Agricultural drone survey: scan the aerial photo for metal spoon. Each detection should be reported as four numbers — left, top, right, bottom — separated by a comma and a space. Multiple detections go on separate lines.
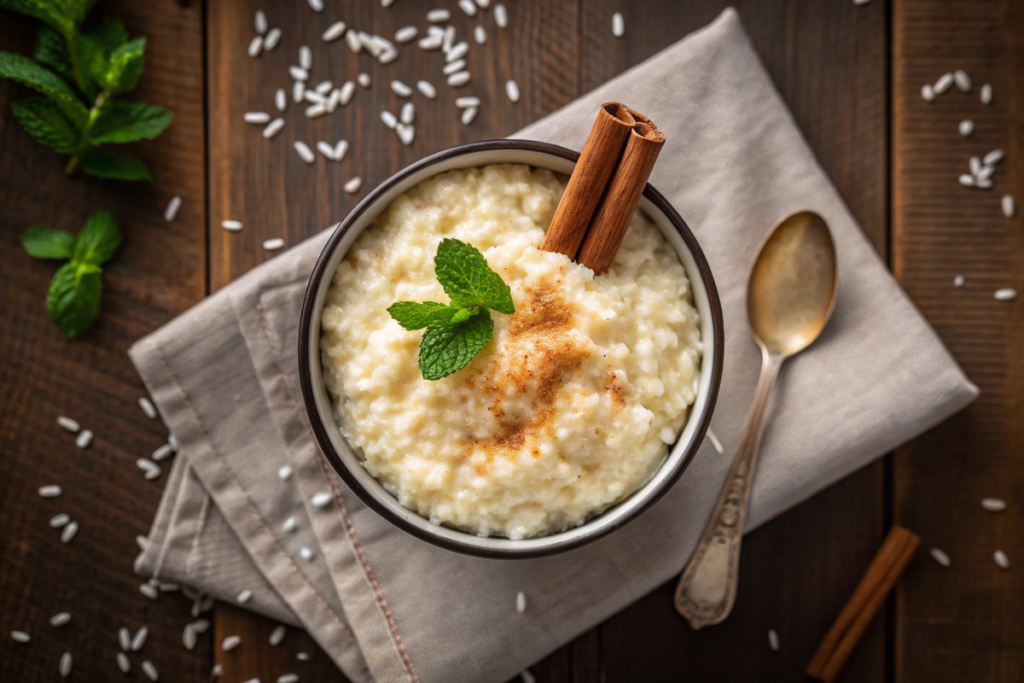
674, 210, 838, 629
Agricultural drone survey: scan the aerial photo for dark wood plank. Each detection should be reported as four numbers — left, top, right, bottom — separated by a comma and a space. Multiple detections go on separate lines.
577, 1, 890, 681
0, 0, 208, 681
893, 0, 1024, 681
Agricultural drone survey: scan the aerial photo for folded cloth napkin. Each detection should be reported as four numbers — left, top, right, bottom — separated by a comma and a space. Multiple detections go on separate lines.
131, 9, 978, 683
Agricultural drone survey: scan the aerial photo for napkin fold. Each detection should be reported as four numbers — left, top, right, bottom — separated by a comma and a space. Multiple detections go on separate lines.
131, 9, 977, 683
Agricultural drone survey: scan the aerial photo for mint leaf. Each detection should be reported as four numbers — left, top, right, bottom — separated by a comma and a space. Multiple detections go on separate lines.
0, 51, 88, 126
388, 301, 480, 330
434, 238, 515, 314
33, 25, 74, 82
88, 101, 172, 144
80, 149, 152, 181
418, 311, 494, 380
21, 226, 75, 259
73, 32, 106, 98
72, 209, 120, 265
0, 0, 76, 33
11, 96, 80, 153
88, 17, 128, 54
47, 260, 102, 339
102, 37, 144, 93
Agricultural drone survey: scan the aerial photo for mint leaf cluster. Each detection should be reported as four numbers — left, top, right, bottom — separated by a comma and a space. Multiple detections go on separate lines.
21, 210, 122, 338
0, 0, 172, 180
388, 239, 515, 380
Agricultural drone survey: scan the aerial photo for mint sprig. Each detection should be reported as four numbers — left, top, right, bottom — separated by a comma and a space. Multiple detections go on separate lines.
0, 0, 173, 181
387, 239, 515, 380
21, 210, 122, 338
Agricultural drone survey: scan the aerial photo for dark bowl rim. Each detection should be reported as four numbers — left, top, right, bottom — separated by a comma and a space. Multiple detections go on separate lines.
298, 138, 725, 558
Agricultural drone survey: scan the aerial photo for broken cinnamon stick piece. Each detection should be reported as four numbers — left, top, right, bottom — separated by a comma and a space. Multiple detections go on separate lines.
541, 102, 636, 259
806, 525, 920, 683
576, 120, 666, 274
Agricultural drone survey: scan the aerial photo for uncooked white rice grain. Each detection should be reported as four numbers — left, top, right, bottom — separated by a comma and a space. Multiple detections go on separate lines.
495, 3, 508, 28
311, 492, 333, 508
131, 626, 148, 651
853, 0, 871, 4
57, 416, 80, 432
140, 583, 158, 599
395, 26, 418, 43
1002, 194, 1015, 217
119, 627, 131, 651
190, 619, 210, 634
358, 31, 381, 54
183, 624, 197, 650
447, 71, 471, 87
417, 80, 437, 98
300, 547, 314, 560
984, 149, 1004, 165
164, 196, 182, 223
953, 69, 971, 92
970, 155, 982, 176
442, 26, 456, 52
270, 625, 287, 646
461, 106, 477, 125
255, 10, 268, 35
358, 72, 371, 87
142, 660, 159, 681
427, 8, 451, 22
976, 165, 994, 181
959, 120, 973, 137
344, 177, 362, 193
307, 0, 323, 11
50, 513, 70, 528
455, 96, 480, 108
221, 220, 243, 233
282, 516, 298, 532
345, 29, 361, 53
323, 21, 347, 42
921, 84, 934, 101
299, 45, 312, 70
50, 612, 71, 627
137, 458, 161, 479
293, 80, 305, 102
39, 485, 62, 498
339, 81, 356, 105
930, 547, 951, 567
981, 498, 1007, 512
446, 41, 469, 62
612, 12, 624, 37
61, 521, 78, 542
419, 34, 443, 50
278, 464, 293, 480
117, 652, 131, 673
244, 111, 271, 124
959, 174, 975, 187
297, 652, 310, 661
520, 669, 535, 683
263, 238, 286, 251
477, 0, 491, 7
294, 141, 315, 164
397, 122, 415, 145
315, 80, 333, 95
139, 397, 158, 419
159, 582, 179, 592
289, 66, 308, 82
381, 110, 398, 128
222, 635, 241, 652
264, 27, 281, 50
994, 550, 1009, 569
767, 629, 780, 651
516, 591, 526, 613
954, 274, 965, 287
317, 141, 337, 160
994, 288, 1016, 301
428, 25, 445, 36
391, 80, 413, 97
279, 674, 299, 683
263, 118, 285, 139
248, 36, 263, 58
211, 664, 224, 678
475, 26, 486, 44
12, 631, 30, 643
401, 102, 415, 124
460, 0, 477, 16
505, 79, 520, 102
60, 652, 72, 677
333, 140, 349, 161
168, 433, 180, 451
981, 83, 992, 104
443, 59, 466, 76
934, 72, 953, 94
705, 428, 725, 454
976, 177, 993, 190
238, 589, 253, 603
382, 0, 396, 5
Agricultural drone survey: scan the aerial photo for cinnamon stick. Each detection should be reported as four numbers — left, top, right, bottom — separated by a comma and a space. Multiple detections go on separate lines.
806, 525, 921, 683
540, 102, 636, 259
576, 120, 666, 274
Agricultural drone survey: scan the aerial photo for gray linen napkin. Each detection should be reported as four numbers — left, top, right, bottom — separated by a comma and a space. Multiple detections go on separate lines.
131, 9, 978, 683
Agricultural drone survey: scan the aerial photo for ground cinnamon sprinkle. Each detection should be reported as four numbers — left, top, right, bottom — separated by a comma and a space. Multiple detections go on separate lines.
464, 279, 590, 473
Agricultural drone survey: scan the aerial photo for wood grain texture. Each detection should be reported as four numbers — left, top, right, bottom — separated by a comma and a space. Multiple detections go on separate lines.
0, 1, 207, 681
893, 1, 1024, 681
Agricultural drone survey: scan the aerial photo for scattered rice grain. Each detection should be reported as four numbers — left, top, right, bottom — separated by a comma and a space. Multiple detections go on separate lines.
183, 624, 197, 650
139, 397, 158, 419
191, 619, 210, 634
132, 626, 148, 651
311, 492, 332, 508
317, 141, 337, 160
117, 652, 131, 673
476, 0, 491, 6
461, 106, 477, 125
447, 71, 471, 87
245, 112, 271, 124
1002, 194, 1015, 217
459, 0, 477, 15
50, 612, 71, 627
11, 631, 30, 643
137, 458, 161, 479
222, 635, 241, 652
238, 589, 253, 603
278, 464, 293, 480
278, 675, 299, 683
984, 149, 1003, 166
395, 26, 418, 43
959, 174, 975, 187
396, 122, 415, 145
495, 3, 508, 28
57, 416, 80, 432
401, 102, 415, 124
222, 220, 244, 233
934, 72, 953, 94
427, 8, 451, 22
381, 110, 398, 129
263, 118, 285, 139
446, 41, 469, 62
164, 197, 182, 223
270, 625, 287, 646
953, 274, 965, 287
981, 497, 1006, 512
39, 485, 62, 498
119, 627, 131, 651
333, 139, 349, 160
455, 96, 480, 108
60, 652, 72, 678
140, 583, 158, 599
930, 547, 951, 567
345, 29, 361, 53
767, 629, 780, 651
142, 660, 159, 681
417, 80, 437, 98
953, 69, 970, 91
248, 36, 263, 58
921, 84, 934, 101
255, 10, 268, 35
443, 26, 455, 52
294, 141, 315, 164
505, 79, 520, 102
282, 516, 298, 532
293, 80, 304, 102
976, 178, 993, 189
475, 26, 486, 44
981, 83, 992, 104
61, 521, 78, 542
307, 0, 323, 11
959, 120, 973, 136
520, 670, 535, 683
344, 177, 362, 193
297, 652, 310, 661
994, 288, 1017, 301
419, 34, 443, 50
50, 513, 70, 528
263, 238, 286, 251
289, 66, 308, 82
612, 12, 624, 38
264, 28, 281, 50
516, 591, 526, 613
323, 21, 347, 42
443, 59, 466, 76
358, 73, 371, 87
391, 80, 413, 97
994, 550, 1009, 569
299, 547, 314, 560
339, 81, 356, 105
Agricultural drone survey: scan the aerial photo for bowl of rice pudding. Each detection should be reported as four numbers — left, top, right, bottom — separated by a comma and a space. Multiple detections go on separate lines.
299, 140, 723, 557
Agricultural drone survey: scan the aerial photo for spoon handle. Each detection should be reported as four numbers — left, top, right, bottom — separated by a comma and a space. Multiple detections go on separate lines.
674, 347, 784, 629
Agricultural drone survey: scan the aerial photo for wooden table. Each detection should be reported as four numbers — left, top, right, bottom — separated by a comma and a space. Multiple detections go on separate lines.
1, 1, 1020, 681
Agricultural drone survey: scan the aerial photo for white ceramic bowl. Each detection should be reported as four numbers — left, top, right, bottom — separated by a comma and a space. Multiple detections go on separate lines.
299, 140, 724, 558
